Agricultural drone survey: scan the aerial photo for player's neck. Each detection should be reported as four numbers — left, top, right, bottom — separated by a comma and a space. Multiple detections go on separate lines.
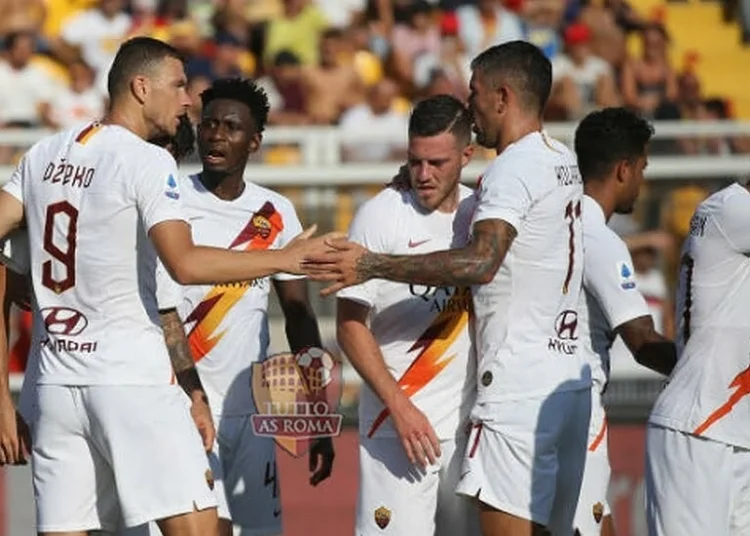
101, 108, 150, 140
495, 115, 542, 154
199, 171, 246, 201
435, 188, 460, 213
584, 184, 616, 221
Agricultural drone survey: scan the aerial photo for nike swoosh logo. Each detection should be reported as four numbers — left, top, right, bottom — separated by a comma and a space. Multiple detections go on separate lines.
273, 508, 281, 517
408, 239, 431, 248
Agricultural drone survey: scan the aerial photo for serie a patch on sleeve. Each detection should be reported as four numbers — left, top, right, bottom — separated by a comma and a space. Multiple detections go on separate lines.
617, 261, 636, 290
165, 174, 180, 200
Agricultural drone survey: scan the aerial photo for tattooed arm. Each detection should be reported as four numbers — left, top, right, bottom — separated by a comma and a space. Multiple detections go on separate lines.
304, 219, 515, 295
356, 219, 514, 286
160, 308, 214, 450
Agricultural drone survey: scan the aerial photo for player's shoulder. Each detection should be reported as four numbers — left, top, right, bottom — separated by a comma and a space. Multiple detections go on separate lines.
705, 182, 750, 219
355, 186, 411, 220
487, 132, 574, 178
25, 126, 80, 161
245, 182, 294, 209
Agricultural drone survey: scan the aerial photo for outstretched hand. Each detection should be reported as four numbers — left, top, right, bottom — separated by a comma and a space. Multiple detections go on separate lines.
301, 236, 370, 297
283, 225, 346, 276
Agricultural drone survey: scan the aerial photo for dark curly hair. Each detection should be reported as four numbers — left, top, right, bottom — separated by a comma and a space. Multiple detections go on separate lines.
200, 77, 270, 134
574, 107, 654, 182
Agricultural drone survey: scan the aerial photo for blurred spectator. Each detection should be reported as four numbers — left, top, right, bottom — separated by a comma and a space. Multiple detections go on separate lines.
456, 0, 525, 60
519, 0, 566, 59
620, 23, 678, 117
130, 0, 188, 42
45, 60, 105, 129
187, 74, 211, 123
0, 0, 45, 38
314, 0, 365, 28
346, 21, 385, 87
302, 28, 365, 124
210, 33, 250, 78
59, 0, 132, 95
576, 0, 627, 69
263, 0, 329, 66
702, 98, 750, 154
675, 70, 703, 120
339, 78, 408, 162
420, 69, 462, 100
548, 22, 619, 119
390, 1, 441, 87
412, 12, 470, 100
0, 31, 59, 128
605, 0, 647, 34
257, 50, 312, 125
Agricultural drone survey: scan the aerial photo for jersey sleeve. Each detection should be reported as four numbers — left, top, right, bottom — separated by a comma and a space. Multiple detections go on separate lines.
717, 189, 750, 254
336, 196, 394, 308
473, 159, 532, 231
273, 198, 305, 282
2, 153, 27, 204
134, 150, 188, 232
154, 258, 183, 310
583, 231, 650, 330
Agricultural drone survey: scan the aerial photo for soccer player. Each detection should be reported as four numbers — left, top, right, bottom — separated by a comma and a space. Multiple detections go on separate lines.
305, 40, 591, 535
645, 184, 750, 533
336, 95, 478, 536
0, 36, 333, 536
572, 107, 676, 536
0, 115, 200, 473
173, 77, 334, 536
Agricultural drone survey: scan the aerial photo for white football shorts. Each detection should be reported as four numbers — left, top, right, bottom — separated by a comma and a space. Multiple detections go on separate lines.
573, 387, 611, 535
31, 385, 216, 532
357, 432, 480, 536
117, 413, 281, 536
30, 384, 217, 533
456, 388, 591, 535
646, 423, 750, 536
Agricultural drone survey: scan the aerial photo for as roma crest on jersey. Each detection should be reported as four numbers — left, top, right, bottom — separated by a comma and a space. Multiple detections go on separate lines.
593, 502, 604, 523
374, 506, 391, 529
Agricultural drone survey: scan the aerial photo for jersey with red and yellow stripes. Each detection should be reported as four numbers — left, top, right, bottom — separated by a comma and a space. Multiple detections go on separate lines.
337, 186, 476, 440
175, 174, 304, 417
650, 183, 750, 449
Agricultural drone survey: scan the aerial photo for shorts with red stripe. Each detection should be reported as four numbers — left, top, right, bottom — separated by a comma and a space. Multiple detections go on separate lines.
573, 387, 611, 535
456, 388, 590, 534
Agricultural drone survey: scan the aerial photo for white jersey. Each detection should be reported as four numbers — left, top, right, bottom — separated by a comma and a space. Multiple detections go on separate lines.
471, 131, 588, 402
338, 186, 476, 440
2, 123, 186, 386
650, 183, 750, 449
578, 195, 650, 391
176, 175, 304, 417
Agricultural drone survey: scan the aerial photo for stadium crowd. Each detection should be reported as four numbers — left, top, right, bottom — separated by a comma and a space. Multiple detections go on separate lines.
0, 0, 743, 141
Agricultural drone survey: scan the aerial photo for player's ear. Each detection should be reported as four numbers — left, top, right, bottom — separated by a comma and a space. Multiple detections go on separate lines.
496, 84, 510, 114
249, 132, 262, 154
131, 75, 148, 105
461, 144, 474, 168
615, 158, 631, 185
